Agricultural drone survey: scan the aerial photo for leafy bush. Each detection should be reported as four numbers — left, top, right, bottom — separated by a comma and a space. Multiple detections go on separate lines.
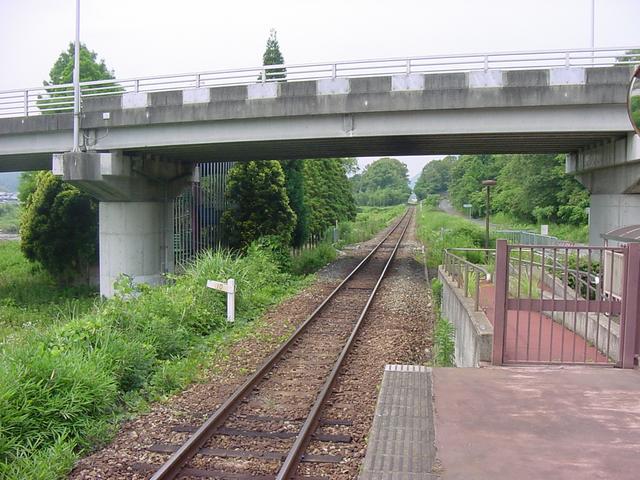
20, 172, 97, 285
421, 194, 440, 208
291, 242, 337, 275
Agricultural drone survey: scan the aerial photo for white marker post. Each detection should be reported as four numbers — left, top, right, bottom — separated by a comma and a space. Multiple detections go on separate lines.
206, 278, 236, 322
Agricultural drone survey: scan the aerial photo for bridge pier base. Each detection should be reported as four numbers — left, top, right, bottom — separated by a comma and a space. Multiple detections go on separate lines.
568, 133, 640, 245
589, 194, 640, 245
53, 150, 192, 297
99, 201, 173, 297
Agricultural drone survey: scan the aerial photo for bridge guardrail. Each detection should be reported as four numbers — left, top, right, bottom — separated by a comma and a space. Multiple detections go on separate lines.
0, 46, 638, 118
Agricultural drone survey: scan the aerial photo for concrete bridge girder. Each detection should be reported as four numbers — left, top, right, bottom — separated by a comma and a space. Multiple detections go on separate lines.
568, 133, 640, 244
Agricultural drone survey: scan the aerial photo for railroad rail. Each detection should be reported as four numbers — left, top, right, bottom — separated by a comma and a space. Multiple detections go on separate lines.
136, 208, 413, 480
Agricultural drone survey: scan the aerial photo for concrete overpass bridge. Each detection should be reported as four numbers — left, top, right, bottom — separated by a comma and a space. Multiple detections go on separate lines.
0, 47, 638, 295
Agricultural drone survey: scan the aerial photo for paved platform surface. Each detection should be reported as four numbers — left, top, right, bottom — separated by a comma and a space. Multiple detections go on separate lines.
359, 365, 439, 480
479, 283, 609, 363
433, 366, 640, 480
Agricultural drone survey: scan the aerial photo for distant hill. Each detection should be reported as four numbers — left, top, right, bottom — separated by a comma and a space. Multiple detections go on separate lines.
0, 172, 21, 193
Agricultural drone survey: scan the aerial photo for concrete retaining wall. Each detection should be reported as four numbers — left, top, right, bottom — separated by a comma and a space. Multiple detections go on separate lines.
438, 266, 493, 367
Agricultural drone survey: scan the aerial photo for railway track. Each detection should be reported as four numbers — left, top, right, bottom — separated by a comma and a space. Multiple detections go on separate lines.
136, 207, 413, 480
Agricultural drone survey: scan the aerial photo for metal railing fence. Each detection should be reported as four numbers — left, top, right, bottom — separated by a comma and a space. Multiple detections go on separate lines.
291, 226, 339, 257
495, 229, 576, 247
443, 248, 493, 311
173, 161, 234, 268
491, 241, 640, 367
1, 46, 638, 118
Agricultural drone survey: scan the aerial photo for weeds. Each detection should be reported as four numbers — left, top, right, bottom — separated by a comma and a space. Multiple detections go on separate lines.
0, 243, 307, 478
433, 316, 456, 367
416, 207, 486, 269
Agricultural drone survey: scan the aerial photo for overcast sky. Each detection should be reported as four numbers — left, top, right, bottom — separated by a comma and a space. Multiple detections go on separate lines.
1, 0, 639, 177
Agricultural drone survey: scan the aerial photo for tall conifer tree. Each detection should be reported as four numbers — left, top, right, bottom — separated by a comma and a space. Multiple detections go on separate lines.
261, 29, 286, 81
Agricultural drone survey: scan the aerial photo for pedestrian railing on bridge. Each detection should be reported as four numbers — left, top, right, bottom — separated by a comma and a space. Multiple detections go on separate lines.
0, 46, 638, 118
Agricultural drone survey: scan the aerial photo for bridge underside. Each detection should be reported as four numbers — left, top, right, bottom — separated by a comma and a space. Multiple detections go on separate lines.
0, 132, 621, 172
125, 132, 624, 163
0, 131, 621, 172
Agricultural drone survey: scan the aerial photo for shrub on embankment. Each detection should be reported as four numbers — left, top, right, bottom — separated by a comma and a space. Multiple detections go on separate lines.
429, 278, 455, 367
416, 206, 486, 269
0, 245, 305, 479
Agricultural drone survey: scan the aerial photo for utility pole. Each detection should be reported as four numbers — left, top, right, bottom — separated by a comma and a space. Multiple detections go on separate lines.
72, 0, 81, 152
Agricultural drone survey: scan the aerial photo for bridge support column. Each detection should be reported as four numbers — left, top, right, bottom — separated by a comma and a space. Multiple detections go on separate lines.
99, 202, 173, 297
53, 151, 192, 297
567, 133, 640, 245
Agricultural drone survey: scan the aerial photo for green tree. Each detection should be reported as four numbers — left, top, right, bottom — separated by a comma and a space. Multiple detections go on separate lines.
414, 156, 456, 199
20, 172, 97, 284
222, 161, 296, 250
279, 160, 308, 247
19, 43, 117, 283
448, 154, 503, 215
444, 153, 589, 225
260, 29, 286, 81
304, 158, 356, 235
18, 172, 38, 205
37, 42, 118, 114
353, 157, 411, 206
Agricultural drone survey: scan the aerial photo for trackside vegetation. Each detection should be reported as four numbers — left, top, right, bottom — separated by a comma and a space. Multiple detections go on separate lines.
430, 278, 455, 367
0, 203, 404, 478
416, 205, 487, 269
414, 153, 589, 232
0, 245, 309, 479
0, 203, 19, 233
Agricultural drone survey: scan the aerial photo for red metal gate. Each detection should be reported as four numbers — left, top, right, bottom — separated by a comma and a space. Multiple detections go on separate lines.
492, 240, 640, 368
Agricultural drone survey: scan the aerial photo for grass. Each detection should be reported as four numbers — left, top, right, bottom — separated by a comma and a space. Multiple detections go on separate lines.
0, 203, 20, 233
0, 241, 96, 340
338, 204, 406, 246
416, 206, 487, 269
0, 244, 310, 479
488, 212, 588, 244
291, 242, 337, 275
430, 278, 455, 367
291, 205, 405, 276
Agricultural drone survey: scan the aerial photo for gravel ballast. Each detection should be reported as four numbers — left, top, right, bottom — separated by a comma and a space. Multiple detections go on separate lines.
69, 211, 433, 479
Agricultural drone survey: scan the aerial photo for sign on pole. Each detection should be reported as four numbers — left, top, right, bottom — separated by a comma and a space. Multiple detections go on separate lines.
207, 278, 236, 322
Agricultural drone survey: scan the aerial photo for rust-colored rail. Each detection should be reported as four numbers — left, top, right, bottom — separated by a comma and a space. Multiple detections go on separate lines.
149, 207, 413, 480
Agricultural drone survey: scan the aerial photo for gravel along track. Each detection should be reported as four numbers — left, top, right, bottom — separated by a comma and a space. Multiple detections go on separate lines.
68, 208, 432, 480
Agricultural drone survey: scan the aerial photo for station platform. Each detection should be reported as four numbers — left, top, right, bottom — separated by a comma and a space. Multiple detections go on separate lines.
361, 364, 640, 480
359, 364, 438, 480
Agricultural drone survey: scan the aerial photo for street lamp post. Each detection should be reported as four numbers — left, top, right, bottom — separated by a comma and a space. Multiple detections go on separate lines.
72, 0, 81, 152
482, 180, 497, 255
